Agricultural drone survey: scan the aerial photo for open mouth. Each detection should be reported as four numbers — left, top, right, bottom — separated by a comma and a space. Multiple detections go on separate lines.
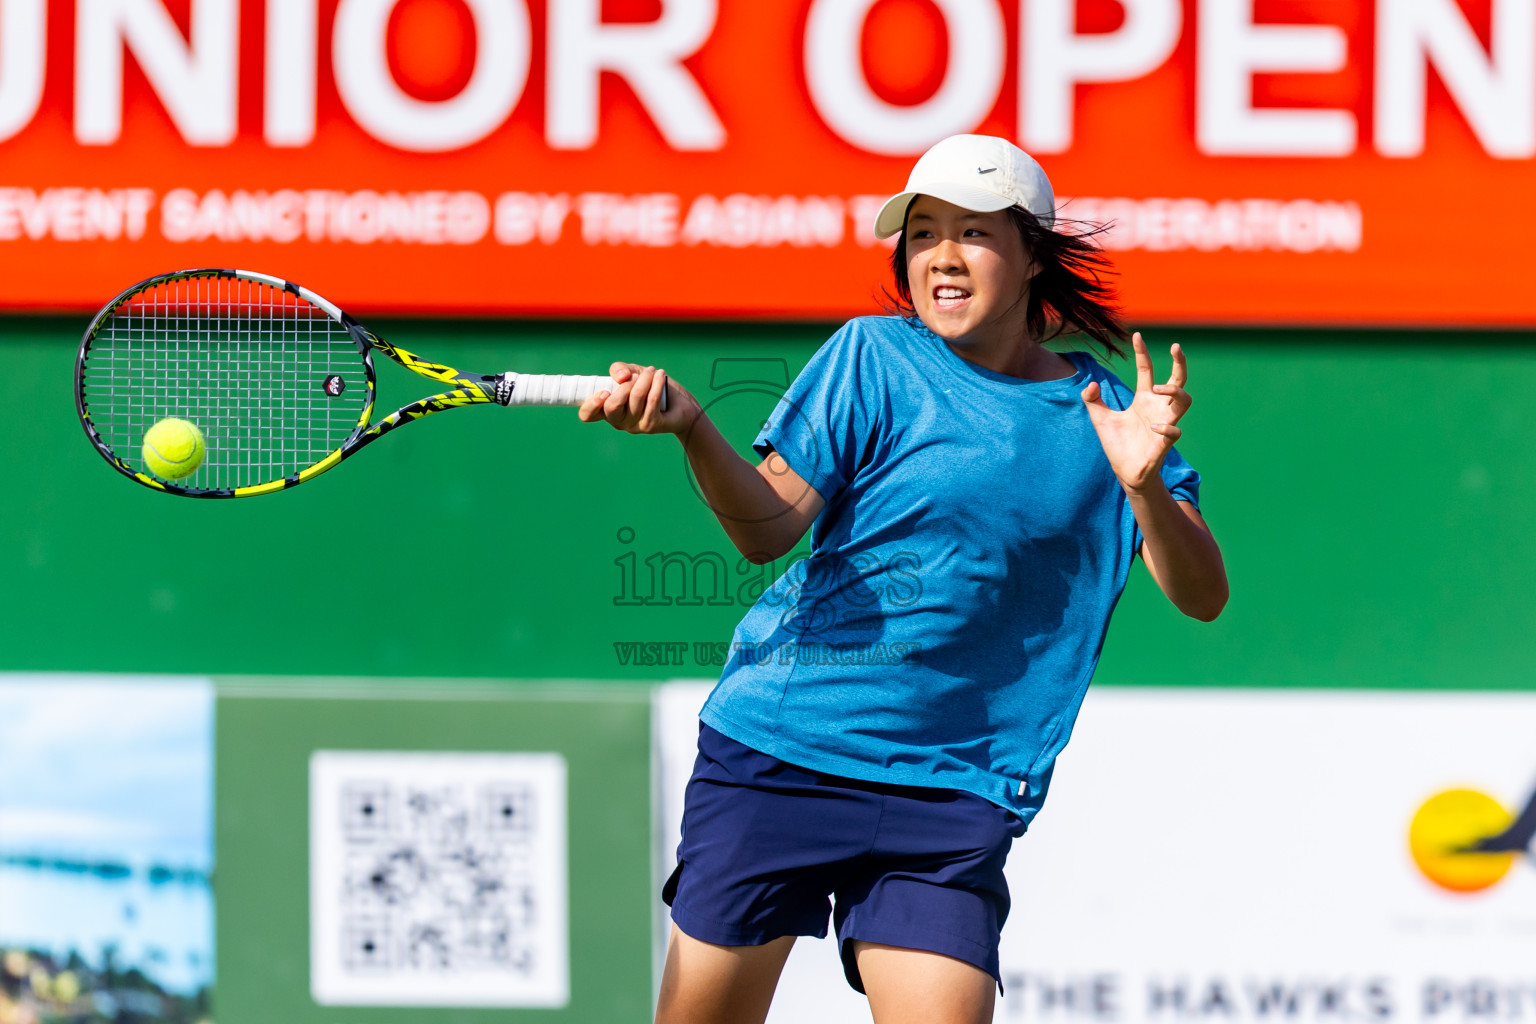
933, 286, 971, 311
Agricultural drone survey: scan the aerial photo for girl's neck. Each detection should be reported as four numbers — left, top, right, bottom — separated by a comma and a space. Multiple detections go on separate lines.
943, 327, 1075, 382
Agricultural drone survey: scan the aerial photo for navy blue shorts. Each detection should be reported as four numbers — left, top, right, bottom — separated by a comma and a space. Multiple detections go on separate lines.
663, 723, 1025, 993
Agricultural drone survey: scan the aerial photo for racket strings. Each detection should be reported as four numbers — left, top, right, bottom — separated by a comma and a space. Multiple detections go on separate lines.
79, 275, 369, 491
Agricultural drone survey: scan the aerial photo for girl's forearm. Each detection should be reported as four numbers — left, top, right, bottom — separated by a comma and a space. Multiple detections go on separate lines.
680, 414, 819, 563
1127, 480, 1228, 621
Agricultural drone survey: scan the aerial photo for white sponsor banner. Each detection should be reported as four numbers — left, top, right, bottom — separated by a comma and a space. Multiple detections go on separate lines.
655, 685, 1536, 1024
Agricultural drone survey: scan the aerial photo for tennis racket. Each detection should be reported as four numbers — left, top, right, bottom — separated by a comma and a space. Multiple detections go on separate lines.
75, 268, 661, 498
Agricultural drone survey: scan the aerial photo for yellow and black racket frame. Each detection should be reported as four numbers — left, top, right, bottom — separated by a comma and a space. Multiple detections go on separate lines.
76, 267, 510, 499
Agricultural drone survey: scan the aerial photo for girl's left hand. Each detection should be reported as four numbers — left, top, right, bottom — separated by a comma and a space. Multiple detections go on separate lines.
1081, 332, 1191, 494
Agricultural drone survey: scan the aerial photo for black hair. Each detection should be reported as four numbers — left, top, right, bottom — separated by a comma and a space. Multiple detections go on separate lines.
887, 203, 1128, 360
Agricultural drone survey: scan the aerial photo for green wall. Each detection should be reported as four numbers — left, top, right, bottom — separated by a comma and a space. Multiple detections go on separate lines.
214, 679, 653, 1024
5, 316, 1535, 691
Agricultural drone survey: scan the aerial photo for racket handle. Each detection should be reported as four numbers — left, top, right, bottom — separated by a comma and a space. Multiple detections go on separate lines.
496, 373, 669, 412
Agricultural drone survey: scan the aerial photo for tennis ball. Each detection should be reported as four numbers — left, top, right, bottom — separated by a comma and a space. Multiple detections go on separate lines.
142, 418, 206, 479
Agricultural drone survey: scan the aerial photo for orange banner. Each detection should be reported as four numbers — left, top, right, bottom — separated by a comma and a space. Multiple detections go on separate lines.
0, 0, 1531, 324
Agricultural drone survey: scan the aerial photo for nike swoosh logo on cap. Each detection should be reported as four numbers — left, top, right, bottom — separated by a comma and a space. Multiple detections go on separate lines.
977, 167, 997, 174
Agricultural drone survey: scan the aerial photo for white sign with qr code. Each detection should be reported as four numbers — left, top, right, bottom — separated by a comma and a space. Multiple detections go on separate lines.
309, 751, 568, 1007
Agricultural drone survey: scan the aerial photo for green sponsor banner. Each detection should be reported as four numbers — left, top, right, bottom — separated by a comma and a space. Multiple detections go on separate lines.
3, 317, 1535, 690
213, 679, 653, 1024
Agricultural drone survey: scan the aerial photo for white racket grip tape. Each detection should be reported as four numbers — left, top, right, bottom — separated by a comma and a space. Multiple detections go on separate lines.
496, 373, 669, 412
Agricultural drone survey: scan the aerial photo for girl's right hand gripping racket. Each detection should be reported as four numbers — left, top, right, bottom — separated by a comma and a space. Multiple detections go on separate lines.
75, 268, 663, 498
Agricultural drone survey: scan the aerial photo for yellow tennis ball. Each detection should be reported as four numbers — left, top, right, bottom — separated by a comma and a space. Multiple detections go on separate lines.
142, 418, 206, 479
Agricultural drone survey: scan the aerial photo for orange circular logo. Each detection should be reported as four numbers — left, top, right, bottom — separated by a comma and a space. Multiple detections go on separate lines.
1408, 789, 1517, 893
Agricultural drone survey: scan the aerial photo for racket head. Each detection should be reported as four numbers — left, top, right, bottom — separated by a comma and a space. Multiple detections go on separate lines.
76, 269, 377, 497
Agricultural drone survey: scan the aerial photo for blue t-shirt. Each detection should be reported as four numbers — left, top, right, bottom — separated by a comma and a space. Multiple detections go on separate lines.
698, 315, 1200, 824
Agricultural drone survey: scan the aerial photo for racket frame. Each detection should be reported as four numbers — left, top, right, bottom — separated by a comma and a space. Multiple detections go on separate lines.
76, 268, 514, 499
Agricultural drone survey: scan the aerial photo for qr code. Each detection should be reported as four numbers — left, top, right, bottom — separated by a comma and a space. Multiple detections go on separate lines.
309, 751, 568, 1007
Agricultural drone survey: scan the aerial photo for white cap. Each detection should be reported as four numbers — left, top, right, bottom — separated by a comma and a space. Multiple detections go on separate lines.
873, 134, 1056, 239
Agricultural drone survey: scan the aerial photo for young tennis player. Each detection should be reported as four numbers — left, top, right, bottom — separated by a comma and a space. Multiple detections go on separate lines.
580, 134, 1228, 1024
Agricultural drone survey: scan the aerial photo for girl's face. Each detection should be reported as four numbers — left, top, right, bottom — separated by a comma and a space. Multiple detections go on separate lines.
904, 195, 1033, 347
